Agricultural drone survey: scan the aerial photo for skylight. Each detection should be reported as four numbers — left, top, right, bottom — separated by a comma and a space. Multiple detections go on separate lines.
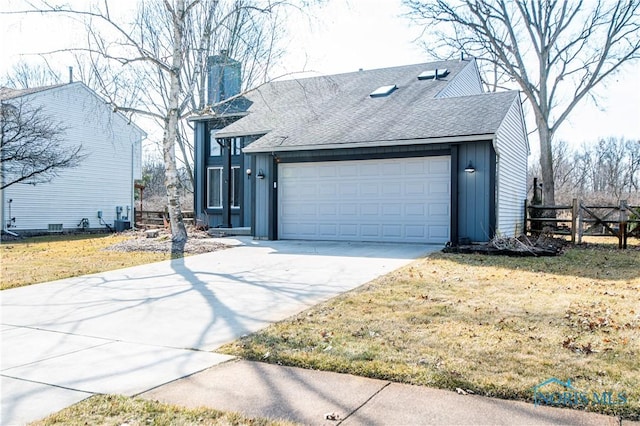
369, 84, 397, 98
418, 68, 449, 80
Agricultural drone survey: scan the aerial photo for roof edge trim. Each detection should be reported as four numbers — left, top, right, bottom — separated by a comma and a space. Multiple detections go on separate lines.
243, 133, 496, 153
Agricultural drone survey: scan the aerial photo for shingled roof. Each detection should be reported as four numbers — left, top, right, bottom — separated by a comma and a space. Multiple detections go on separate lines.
214, 59, 520, 153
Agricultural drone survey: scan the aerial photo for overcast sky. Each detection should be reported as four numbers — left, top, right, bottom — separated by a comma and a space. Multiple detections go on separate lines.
1, 0, 639, 155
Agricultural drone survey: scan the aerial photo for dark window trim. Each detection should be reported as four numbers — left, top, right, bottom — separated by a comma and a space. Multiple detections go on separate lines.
206, 166, 222, 209
231, 166, 240, 209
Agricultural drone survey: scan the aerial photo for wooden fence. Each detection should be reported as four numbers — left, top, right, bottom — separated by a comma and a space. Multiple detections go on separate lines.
135, 210, 195, 229
525, 199, 640, 249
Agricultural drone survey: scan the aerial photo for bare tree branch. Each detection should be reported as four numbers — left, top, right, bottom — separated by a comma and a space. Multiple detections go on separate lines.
404, 0, 640, 207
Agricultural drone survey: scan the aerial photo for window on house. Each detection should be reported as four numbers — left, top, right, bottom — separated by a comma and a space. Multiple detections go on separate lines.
231, 166, 240, 208
210, 130, 222, 156
207, 167, 241, 209
232, 138, 242, 156
207, 167, 222, 208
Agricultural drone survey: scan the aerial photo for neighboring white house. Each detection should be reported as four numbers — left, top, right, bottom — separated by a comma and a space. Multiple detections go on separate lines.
0, 82, 145, 235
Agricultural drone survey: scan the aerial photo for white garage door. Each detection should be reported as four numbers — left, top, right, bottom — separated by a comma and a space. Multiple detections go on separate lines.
278, 156, 451, 243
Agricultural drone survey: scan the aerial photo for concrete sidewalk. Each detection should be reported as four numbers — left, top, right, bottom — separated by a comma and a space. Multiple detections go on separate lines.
143, 359, 638, 426
1, 239, 434, 425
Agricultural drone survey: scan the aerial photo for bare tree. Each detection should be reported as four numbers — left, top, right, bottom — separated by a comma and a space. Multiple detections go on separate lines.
15, 0, 292, 243
1, 95, 83, 189
627, 139, 640, 194
2, 60, 61, 88
404, 0, 640, 207
538, 137, 640, 203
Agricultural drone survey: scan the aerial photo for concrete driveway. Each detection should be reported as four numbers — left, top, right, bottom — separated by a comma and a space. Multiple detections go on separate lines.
1, 238, 436, 425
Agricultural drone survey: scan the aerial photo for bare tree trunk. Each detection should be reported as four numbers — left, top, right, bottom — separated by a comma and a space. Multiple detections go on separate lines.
164, 0, 188, 244
536, 117, 555, 208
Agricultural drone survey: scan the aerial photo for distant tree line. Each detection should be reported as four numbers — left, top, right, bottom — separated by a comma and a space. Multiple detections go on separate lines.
529, 137, 640, 205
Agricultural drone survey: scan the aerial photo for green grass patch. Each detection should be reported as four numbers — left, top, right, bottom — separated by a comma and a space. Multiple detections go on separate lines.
219, 246, 640, 420
0, 234, 172, 290
30, 394, 296, 426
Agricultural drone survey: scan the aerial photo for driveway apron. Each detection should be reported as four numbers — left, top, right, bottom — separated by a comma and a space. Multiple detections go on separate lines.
1, 239, 434, 425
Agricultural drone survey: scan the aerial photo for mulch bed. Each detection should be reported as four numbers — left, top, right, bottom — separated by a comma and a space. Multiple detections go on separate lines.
105, 229, 230, 255
443, 234, 567, 257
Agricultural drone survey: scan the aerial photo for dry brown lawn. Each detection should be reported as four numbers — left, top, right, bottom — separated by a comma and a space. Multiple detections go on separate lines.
31, 394, 296, 426
0, 231, 226, 290
0, 234, 172, 290
220, 241, 640, 420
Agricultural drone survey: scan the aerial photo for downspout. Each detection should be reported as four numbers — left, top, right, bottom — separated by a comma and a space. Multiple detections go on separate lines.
1, 103, 5, 235
131, 142, 135, 228
0, 108, 17, 237
491, 136, 499, 238
0, 174, 5, 236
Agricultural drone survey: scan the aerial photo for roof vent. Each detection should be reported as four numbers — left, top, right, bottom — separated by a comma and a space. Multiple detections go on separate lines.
418, 68, 449, 80
369, 84, 397, 98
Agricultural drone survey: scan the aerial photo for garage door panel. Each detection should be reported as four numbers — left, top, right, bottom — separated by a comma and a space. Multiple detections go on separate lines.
405, 182, 426, 195
406, 225, 426, 238
318, 165, 337, 177
429, 203, 449, 216
281, 202, 315, 216
382, 183, 402, 196
318, 204, 337, 216
382, 224, 402, 238
429, 158, 450, 174
279, 157, 450, 243
281, 222, 316, 236
381, 162, 402, 174
340, 184, 358, 196
339, 224, 358, 236
360, 163, 380, 176
360, 183, 379, 196
405, 160, 427, 175
429, 181, 449, 195
361, 224, 380, 237
361, 204, 379, 215
338, 164, 358, 177
318, 224, 338, 236
340, 204, 358, 216
405, 204, 425, 216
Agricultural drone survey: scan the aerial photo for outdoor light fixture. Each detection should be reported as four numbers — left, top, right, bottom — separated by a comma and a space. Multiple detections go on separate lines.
464, 161, 476, 173
246, 168, 252, 179
257, 169, 265, 179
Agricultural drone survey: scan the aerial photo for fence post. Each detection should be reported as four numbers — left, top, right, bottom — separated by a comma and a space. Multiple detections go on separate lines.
524, 199, 529, 235
577, 199, 584, 244
620, 200, 628, 249
571, 198, 578, 244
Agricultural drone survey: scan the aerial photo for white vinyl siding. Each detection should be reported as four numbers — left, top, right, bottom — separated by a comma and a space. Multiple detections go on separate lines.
436, 58, 484, 98
1, 83, 144, 232
494, 95, 529, 236
278, 157, 451, 243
